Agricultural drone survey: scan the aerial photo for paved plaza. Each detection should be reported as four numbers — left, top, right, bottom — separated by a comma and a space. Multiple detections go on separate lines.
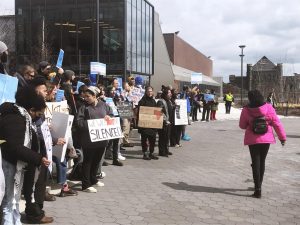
27, 115, 300, 225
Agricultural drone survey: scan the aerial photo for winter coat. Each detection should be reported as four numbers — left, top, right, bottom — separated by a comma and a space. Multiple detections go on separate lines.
137, 95, 157, 136
239, 103, 286, 146
0, 103, 42, 166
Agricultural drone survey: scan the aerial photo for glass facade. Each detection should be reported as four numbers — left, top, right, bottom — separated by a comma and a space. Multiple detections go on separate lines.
15, 0, 154, 77
126, 0, 153, 75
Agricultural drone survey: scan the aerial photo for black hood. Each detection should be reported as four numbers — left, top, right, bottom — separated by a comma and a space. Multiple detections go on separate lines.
0, 102, 20, 116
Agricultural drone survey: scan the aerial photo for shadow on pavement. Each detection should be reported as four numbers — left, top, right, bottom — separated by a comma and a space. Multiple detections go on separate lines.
162, 182, 251, 197
286, 134, 300, 138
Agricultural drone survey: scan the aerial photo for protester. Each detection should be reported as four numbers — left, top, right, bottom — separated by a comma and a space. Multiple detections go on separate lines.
157, 86, 173, 157
210, 96, 219, 120
224, 91, 234, 114
137, 86, 158, 160
170, 89, 183, 148
179, 86, 191, 141
191, 88, 200, 122
0, 41, 9, 74
0, 87, 51, 224
76, 86, 113, 193
239, 90, 286, 198
61, 70, 76, 114
201, 90, 213, 122
16, 65, 36, 88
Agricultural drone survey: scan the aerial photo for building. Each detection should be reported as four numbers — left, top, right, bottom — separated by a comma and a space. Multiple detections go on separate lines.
15, 0, 154, 82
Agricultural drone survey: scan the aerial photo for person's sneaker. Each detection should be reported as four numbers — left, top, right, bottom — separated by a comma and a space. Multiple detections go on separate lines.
83, 187, 97, 193
59, 188, 78, 197
102, 161, 109, 166
44, 192, 56, 201
143, 153, 151, 160
182, 135, 191, 141
39, 215, 54, 224
113, 160, 124, 166
96, 171, 106, 179
175, 144, 180, 148
118, 153, 126, 161
93, 181, 105, 187
149, 154, 159, 160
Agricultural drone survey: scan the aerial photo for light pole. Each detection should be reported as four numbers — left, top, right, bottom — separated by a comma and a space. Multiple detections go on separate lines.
239, 45, 246, 106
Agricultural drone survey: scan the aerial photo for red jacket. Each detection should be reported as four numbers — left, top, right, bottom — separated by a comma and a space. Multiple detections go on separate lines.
239, 103, 286, 145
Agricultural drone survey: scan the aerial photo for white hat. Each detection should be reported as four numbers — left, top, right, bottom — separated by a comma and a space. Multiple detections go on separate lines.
87, 86, 100, 96
0, 41, 8, 54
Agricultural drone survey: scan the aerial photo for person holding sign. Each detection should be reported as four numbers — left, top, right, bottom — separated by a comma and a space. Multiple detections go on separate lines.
76, 86, 113, 193
138, 86, 159, 160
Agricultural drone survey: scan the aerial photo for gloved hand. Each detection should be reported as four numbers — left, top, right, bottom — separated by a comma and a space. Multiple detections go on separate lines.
280, 140, 286, 146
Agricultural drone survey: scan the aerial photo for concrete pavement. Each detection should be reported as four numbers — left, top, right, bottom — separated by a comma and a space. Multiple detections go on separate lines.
25, 117, 300, 225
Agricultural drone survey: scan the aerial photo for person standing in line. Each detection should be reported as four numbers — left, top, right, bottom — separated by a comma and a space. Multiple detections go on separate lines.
224, 91, 234, 114
137, 86, 159, 160
239, 90, 286, 198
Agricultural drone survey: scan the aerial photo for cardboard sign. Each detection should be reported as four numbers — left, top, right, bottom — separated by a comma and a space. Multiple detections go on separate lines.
56, 49, 64, 68
88, 117, 123, 142
41, 121, 53, 172
45, 101, 69, 124
204, 94, 214, 102
55, 89, 65, 102
191, 73, 203, 84
106, 98, 118, 116
174, 99, 188, 125
117, 102, 134, 119
51, 112, 74, 162
0, 73, 18, 105
138, 106, 163, 129
90, 62, 106, 75
131, 87, 145, 106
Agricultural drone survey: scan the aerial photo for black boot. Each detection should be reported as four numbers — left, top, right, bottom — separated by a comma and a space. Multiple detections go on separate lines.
251, 189, 261, 198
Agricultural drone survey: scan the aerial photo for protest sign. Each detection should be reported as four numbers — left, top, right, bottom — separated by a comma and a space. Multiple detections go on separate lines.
117, 102, 134, 119
45, 100, 69, 124
88, 117, 123, 142
204, 94, 214, 102
56, 49, 64, 68
90, 62, 106, 76
138, 106, 163, 129
191, 73, 203, 84
174, 99, 188, 125
131, 87, 144, 106
106, 97, 119, 116
55, 89, 64, 102
41, 121, 53, 172
51, 112, 74, 162
0, 73, 18, 105
0, 149, 4, 203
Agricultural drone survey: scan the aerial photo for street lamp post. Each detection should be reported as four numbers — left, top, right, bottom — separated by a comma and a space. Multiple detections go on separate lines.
239, 45, 246, 106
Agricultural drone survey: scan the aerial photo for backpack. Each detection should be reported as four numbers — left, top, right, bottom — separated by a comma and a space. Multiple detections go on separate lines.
252, 116, 268, 134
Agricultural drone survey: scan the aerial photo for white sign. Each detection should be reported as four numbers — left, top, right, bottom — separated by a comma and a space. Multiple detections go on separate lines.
0, 148, 5, 203
88, 117, 123, 142
174, 99, 188, 125
41, 121, 53, 172
51, 112, 74, 162
45, 101, 69, 125
90, 62, 106, 76
191, 73, 203, 84
131, 87, 145, 106
106, 98, 118, 116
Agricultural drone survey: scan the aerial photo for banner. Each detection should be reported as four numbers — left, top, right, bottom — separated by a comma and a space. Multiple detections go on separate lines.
45, 100, 69, 124
191, 73, 203, 84
204, 94, 214, 102
0, 73, 18, 105
106, 97, 118, 116
174, 99, 188, 125
88, 117, 123, 142
131, 87, 145, 106
138, 106, 163, 129
51, 112, 74, 162
56, 49, 64, 68
117, 102, 134, 119
41, 121, 53, 172
90, 62, 106, 76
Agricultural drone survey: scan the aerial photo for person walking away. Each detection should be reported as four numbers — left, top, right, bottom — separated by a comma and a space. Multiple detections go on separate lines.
224, 91, 234, 114
239, 90, 286, 198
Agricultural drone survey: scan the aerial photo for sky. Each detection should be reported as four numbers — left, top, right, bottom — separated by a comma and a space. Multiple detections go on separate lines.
149, 0, 300, 81
1, 0, 300, 82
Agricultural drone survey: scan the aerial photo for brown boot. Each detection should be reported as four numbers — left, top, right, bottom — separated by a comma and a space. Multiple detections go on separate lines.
39, 216, 54, 224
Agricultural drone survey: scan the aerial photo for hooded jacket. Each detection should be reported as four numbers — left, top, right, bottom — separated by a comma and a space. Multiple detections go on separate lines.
0, 103, 42, 165
239, 103, 286, 146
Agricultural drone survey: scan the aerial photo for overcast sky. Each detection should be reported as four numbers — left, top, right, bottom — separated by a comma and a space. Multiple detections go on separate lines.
1, 0, 299, 81
149, 0, 300, 81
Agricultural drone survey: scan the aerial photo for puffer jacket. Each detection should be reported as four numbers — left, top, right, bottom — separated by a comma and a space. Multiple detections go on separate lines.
239, 103, 286, 145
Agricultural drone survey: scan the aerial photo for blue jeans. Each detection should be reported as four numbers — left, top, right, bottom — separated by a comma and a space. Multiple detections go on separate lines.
52, 156, 67, 185
1, 159, 23, 225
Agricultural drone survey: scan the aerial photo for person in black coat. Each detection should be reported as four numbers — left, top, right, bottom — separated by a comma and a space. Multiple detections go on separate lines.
137, 86, 159, 160
0, 87, 51, 225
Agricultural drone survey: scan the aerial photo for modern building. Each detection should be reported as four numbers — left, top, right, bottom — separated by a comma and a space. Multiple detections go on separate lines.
15, 0, 154, 82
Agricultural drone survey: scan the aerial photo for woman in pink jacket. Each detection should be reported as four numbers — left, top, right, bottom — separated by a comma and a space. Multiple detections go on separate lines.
239, 90, 286, 198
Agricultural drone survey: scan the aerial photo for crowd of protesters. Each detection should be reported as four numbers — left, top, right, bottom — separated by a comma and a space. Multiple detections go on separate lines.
0, 40, 287, 224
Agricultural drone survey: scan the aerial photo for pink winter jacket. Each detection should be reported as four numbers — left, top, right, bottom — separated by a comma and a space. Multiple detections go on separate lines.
239, 103, 286, 145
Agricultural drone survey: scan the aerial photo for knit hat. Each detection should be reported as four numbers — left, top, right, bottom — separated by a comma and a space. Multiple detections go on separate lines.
135, 76, 143, 86
87, 86, 100, 96
0, 41, 8, 54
